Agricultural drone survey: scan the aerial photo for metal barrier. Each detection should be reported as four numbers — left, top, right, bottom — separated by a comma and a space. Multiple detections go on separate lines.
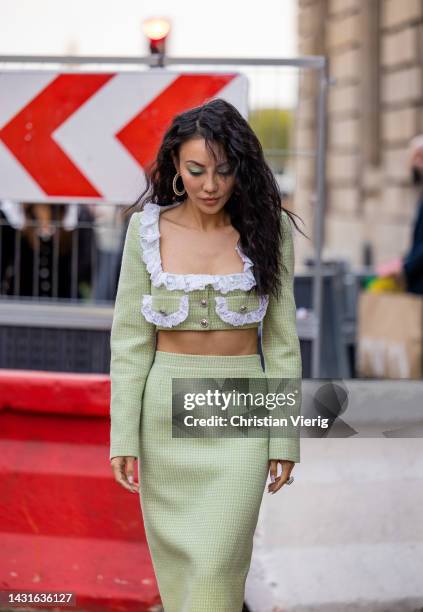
0, 202, 125, 302
0, 53, 328, 375
295, 266, 354, 379
0, 264, 369, 377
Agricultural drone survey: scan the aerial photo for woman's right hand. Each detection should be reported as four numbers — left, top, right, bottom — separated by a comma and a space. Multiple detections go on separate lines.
110, 456, 139, 493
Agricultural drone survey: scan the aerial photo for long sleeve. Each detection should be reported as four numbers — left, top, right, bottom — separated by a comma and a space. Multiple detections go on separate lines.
261, 210, 302, 463
109, 211, 156, 460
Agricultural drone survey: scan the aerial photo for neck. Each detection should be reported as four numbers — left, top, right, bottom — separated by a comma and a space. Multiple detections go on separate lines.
180, 198, 230, 231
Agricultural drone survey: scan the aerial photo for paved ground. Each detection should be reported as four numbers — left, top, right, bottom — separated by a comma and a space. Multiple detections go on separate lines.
246, 437, 423, 612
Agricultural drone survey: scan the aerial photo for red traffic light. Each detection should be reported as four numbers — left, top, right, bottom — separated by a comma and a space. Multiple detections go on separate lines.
142, 17, 171, 53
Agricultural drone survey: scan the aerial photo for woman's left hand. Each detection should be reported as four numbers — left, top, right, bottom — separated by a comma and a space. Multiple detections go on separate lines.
267, 459, 295, 495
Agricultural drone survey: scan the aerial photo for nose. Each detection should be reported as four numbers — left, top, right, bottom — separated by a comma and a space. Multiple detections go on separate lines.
202, 171, 218, 194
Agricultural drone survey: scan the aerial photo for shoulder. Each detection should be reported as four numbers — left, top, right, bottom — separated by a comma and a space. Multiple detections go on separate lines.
122, 211, 143, 249
160, 206, 180, 223
279, 210, 295, 273
126, 210, 141, 232
280, 208, 292, 228
279, 209, 294, 244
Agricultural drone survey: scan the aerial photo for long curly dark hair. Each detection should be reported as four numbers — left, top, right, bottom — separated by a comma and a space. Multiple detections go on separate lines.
126, 98, 306, 299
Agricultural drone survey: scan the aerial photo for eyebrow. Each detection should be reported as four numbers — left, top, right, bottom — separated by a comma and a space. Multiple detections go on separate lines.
185, 159, 230, 167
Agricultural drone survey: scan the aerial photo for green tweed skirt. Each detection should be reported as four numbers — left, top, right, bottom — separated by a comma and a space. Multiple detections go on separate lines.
138, 350, 269, 612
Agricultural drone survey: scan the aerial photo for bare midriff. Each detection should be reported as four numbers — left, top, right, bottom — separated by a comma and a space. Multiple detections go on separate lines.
156, 328, 259, 356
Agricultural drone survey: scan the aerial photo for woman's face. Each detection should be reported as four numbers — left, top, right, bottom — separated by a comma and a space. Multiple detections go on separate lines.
172, 137, 236, 213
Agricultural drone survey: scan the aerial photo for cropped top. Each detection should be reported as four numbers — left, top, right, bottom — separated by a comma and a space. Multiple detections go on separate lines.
139, 201, 269, 331
109, 201, 302, 463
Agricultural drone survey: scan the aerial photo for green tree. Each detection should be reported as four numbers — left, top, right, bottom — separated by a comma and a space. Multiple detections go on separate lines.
249, 108, 294, 174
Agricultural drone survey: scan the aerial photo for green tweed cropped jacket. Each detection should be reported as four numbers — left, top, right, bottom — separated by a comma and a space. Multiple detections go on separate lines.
109, 202, 302, 463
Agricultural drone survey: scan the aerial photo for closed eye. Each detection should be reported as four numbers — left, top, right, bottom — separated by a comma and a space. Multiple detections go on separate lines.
188, 168, 233, 176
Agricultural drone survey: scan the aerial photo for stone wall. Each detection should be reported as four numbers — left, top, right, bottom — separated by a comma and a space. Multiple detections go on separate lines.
295, 0, 423, 270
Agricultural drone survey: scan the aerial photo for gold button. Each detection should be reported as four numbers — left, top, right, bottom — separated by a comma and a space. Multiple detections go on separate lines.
200, 298, 208, 307
239, 305, 247, 312
200, 318, 209, 328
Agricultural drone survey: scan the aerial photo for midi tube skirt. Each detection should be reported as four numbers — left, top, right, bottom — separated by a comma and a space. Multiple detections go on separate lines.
138, 350, 270, 612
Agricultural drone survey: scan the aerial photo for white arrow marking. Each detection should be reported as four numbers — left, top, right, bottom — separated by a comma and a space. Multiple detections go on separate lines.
0, 71, 57, 128
53, 72, 178, 203
213, 74, 249, 119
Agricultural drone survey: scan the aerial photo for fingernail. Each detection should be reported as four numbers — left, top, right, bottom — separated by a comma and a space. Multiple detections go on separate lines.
128, 476, 133, 484
270, 475, 275, 483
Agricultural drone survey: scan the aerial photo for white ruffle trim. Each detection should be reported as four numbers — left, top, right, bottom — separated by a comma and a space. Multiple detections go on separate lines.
141, 294, 189, 327
139, 201, 256, 294
214, 294, 269, 326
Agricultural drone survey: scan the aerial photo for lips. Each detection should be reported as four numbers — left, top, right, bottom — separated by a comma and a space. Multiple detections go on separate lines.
202, 197, 219, 203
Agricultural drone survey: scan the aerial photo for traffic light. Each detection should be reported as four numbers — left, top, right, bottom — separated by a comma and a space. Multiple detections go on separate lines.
142, 17, 171, 57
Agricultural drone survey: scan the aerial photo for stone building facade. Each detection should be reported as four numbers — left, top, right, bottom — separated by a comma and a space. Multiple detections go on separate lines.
295, 0, 423, 270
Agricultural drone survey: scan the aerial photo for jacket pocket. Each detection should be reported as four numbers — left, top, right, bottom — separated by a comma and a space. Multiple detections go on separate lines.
214, 294, 269, 326
141, 294, 189, 328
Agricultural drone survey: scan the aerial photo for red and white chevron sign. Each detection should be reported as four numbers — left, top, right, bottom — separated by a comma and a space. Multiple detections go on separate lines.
0, 71, 248, 203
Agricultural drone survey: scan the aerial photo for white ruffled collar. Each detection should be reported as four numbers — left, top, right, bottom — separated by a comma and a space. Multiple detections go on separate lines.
138, 201, 257, 293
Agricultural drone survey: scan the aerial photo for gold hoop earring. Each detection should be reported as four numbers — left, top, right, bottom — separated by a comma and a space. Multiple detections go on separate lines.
172, 172, 186, 196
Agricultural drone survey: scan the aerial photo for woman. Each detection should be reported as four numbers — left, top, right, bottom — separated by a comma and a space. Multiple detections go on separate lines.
109, 98, 304, 612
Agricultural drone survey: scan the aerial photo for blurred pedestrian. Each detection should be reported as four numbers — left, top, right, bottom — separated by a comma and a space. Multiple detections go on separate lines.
0, 200, 94, 299
377, 135, 423, 294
